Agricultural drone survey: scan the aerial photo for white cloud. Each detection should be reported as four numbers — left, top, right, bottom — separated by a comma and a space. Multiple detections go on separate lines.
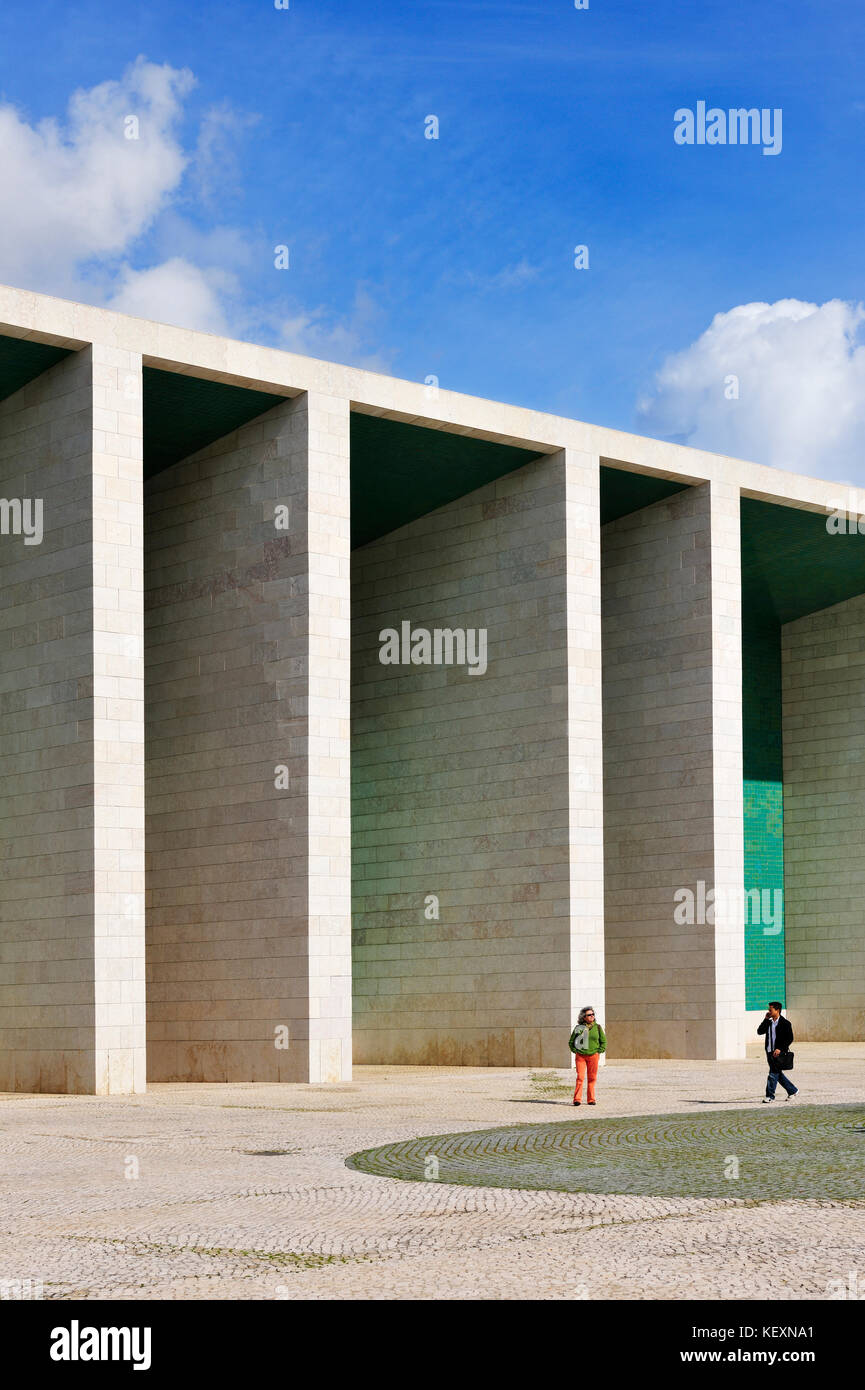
637, 299, 865, 483
491, 259, 540, 289
0, 58, 244, 341
0, 57, 194, 293
106, 258, 234, 335
464, 259, 541, 290
191, 102, 259, 208
278, 287, 394, 372
0, 59, 392, 364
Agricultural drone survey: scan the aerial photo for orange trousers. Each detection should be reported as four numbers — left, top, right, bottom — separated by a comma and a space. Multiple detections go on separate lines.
573, 1052, 599, 1103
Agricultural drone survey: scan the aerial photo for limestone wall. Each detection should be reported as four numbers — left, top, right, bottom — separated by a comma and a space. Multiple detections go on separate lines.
0, 346, 145, 1093
601, 482, 745, 1058
145, 391, 351, 1082
782, 593, 865, 1039
351, 450, 604, 1066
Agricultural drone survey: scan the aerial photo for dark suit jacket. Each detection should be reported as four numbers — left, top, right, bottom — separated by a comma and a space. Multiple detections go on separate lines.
757, 1013, 793, 1062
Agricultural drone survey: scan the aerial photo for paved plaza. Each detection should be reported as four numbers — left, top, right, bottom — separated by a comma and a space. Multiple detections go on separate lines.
2, 1045, 864, 1301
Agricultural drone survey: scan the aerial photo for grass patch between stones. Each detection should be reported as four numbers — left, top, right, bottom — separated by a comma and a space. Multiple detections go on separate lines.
346, 1104, 865, 1201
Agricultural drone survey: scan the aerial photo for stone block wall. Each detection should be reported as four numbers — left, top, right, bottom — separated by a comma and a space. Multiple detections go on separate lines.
144, 391, 351, 1083
601, 482, 745, 1059
351, 450, 604, 1066
0, 346, 145, 1093
782, 593, 865, 1039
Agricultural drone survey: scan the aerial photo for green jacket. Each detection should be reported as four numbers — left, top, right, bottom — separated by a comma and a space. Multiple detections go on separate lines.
569, 1021, 607, 1056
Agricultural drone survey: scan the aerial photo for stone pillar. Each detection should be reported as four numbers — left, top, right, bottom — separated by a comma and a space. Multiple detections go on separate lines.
145, 390, 351, 1083
707, 479, 747, 1060
0, 344, 146, 1093
565, 450, 606, 1045
601, 480, 745, 1059
298, 392, 352, 1082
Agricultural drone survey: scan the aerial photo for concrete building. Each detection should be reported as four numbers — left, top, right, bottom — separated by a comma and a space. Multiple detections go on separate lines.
1, 285, 864, 1093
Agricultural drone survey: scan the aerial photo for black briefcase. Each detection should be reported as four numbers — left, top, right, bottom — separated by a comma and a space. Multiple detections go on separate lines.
772, 1049, 794, 1071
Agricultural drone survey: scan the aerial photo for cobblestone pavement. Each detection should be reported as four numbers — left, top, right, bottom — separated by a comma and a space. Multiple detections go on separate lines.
2, 1046, 864, 1301
347, 1104, 865, 1200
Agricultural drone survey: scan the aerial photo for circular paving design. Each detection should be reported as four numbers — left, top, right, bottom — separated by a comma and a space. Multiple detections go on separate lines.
346, 1104, 865, 1200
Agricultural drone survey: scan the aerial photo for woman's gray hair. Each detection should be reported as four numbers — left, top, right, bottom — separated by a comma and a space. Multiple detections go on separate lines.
577, 1005, 597, 1026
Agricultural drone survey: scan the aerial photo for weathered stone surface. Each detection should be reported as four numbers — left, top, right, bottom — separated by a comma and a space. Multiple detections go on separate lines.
0, 1049, 862, 1300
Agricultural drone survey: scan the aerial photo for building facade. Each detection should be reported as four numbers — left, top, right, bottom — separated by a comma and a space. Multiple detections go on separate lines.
1, 286, 864, 1093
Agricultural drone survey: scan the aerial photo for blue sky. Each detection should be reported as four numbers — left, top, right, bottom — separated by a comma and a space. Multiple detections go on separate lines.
0, 0, 863, 476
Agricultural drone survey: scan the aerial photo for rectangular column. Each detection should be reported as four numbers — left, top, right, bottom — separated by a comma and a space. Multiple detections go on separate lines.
298, 392, 352, 1082
145, 390, 351, 1083
565, 450, 606, 1038
0, 345, 145, 1093
708, 480, 747, 1058
601, 480, 745, 1059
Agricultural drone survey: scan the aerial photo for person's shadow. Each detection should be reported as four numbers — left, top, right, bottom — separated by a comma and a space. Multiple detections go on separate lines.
506, 1098, 573, 1105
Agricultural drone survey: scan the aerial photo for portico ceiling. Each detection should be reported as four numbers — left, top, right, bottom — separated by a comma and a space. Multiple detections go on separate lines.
0, 333, 72, 402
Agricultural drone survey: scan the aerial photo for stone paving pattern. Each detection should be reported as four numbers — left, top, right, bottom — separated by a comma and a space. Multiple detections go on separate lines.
347, 1105, 865, 1200
2, 1047, 864, 1301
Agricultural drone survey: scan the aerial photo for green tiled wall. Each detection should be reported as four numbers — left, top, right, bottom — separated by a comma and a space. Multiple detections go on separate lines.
742, 620, 786, 1008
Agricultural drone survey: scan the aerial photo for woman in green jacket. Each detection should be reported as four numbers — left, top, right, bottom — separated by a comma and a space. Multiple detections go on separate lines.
569, 1006, 606, 1106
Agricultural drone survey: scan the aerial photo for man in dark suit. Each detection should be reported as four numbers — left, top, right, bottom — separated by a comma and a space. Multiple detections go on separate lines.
758, 1001, 799, 1102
